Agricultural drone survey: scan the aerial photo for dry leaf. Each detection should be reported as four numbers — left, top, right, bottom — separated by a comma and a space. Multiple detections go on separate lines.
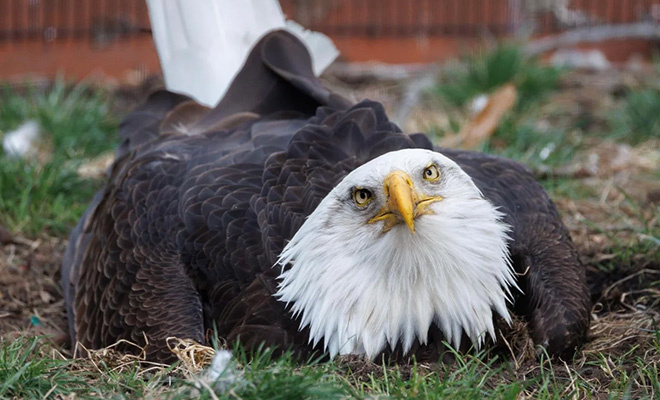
457, 84, 517, 149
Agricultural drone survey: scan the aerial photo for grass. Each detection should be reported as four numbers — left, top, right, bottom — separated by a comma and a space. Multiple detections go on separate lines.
0, 336, 87, 399
0, 159, 103, 235
592, 199, 660, 269
353, 353, 525, 399
481, 116, 579, 171
0, 80, 117, 156
0, 80, 118, 236
1, 335, 657, 399
607, 88, 660, 144
434, 43, 562, 112
194, 347, 351, 400
540, 176, 597, 200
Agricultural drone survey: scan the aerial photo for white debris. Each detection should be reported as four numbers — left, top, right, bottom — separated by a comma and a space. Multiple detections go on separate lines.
469, 94, 490, 115
551, 49, 611, 71
196, 350, 244, 394
2, 120, 42, 158
539, 142, 556, 161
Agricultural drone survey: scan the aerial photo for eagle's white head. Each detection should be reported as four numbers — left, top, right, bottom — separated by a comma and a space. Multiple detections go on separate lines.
275, 148, 517, 359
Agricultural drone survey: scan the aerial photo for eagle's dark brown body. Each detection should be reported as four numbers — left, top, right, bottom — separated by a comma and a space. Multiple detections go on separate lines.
62, 31, 589, 363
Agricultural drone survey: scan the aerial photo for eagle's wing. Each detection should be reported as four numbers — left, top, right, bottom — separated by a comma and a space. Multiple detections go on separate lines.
439, 148, 590, 356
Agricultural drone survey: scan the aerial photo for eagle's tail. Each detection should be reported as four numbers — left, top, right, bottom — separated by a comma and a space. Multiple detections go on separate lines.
145, 0, 339, 107
117, 30, 351, 159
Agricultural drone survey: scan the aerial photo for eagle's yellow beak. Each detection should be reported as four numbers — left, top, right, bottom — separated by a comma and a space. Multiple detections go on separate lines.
368, 170, 442, 233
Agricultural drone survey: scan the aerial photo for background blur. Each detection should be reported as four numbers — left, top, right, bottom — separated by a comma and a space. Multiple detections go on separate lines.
0, 0, 658, 81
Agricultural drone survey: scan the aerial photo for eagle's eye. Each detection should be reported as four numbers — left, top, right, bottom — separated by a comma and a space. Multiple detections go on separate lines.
352, 188, 373, 207
423, 164, 440, 181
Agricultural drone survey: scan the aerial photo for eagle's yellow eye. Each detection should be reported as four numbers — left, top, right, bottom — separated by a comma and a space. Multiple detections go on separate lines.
352, 188, 373, 206
423, 164, 440, 181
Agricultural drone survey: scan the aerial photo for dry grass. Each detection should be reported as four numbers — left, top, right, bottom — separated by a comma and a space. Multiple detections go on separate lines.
166, 337, 218, 376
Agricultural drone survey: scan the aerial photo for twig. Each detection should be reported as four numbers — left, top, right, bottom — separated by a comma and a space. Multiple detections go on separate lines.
525, 22, 660, 56
498, 329, 519, 370
42, 383, 57, 400
602, 269, 660, 299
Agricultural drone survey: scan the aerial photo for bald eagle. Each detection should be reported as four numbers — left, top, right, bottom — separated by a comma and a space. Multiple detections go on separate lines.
62, 31, 589, 364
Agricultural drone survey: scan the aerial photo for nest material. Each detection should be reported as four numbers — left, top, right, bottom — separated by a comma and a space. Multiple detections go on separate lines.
73, 335, 217, 378
167, 337, 217, 376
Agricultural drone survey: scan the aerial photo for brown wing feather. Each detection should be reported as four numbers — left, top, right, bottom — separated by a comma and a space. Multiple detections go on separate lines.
160, 100, 212, 135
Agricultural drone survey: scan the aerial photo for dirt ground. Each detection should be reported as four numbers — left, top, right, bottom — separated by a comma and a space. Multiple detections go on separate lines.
0, 67, 658, 395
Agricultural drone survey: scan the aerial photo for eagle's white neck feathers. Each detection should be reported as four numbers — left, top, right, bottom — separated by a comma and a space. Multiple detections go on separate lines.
275, 149, 517, 359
